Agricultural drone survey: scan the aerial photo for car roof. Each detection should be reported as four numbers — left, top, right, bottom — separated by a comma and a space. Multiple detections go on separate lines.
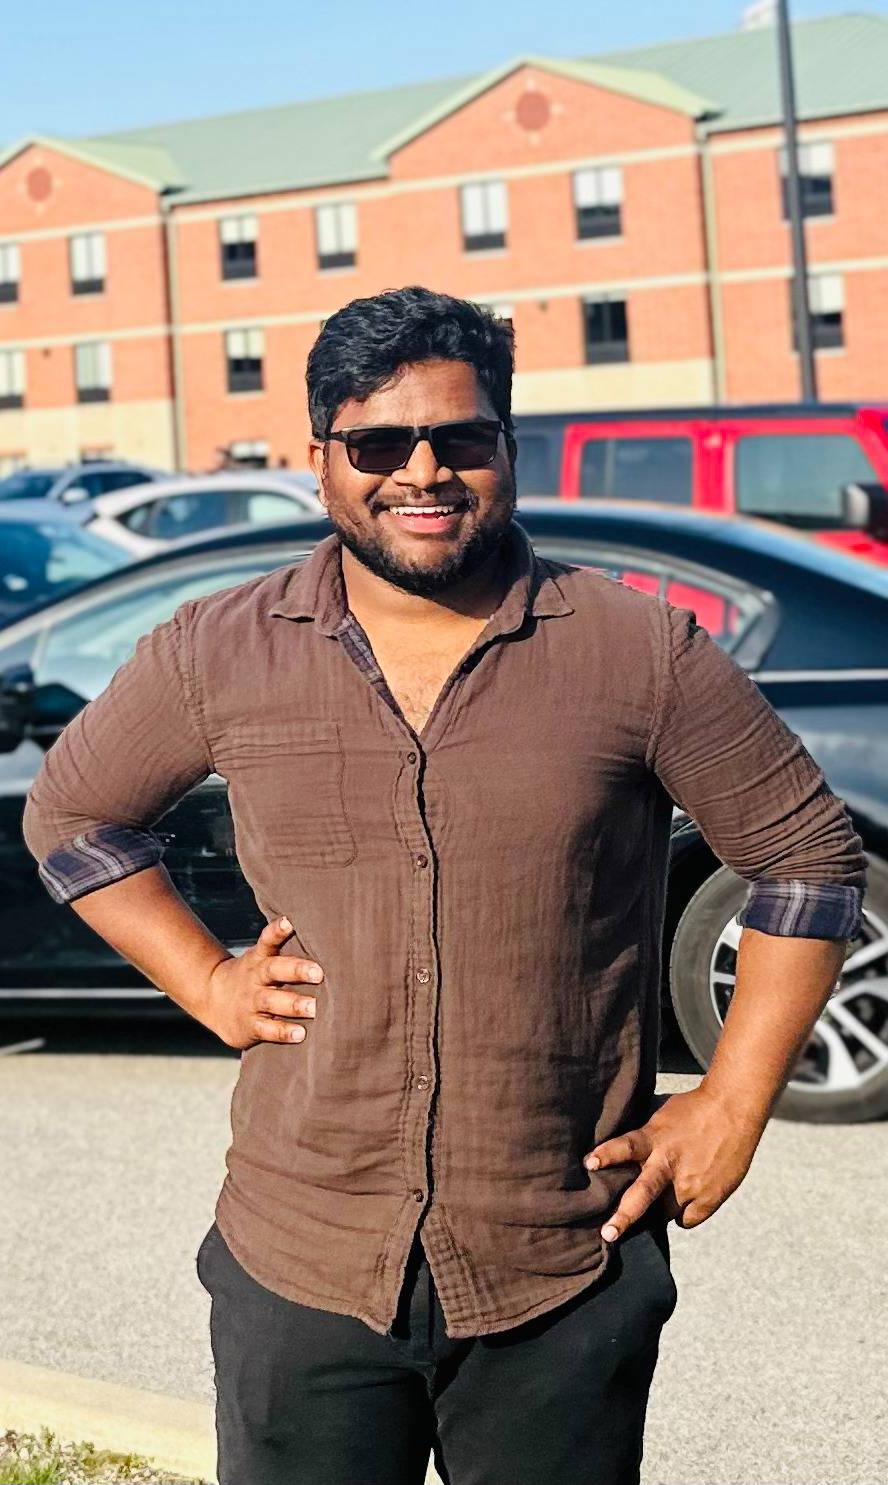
512, 402, 888, 426
19, 498, 883, 604
0, 498, 92, 522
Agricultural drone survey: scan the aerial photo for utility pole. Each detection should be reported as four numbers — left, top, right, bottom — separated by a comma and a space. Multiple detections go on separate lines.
776, 0, 818, 400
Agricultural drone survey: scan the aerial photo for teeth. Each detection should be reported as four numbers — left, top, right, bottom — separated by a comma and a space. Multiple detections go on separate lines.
388, 504, 459, 516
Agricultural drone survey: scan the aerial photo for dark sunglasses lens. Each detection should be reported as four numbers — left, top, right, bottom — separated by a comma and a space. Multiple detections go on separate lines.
433, 422, 500, 468
347, 427, 414, 473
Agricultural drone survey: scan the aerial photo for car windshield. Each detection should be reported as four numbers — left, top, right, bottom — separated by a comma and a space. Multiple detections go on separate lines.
0, 470, 60, 501
0, 520, 131, 625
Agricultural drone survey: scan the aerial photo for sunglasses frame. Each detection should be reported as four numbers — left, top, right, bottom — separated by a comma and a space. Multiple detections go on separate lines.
324, 417, 505, 474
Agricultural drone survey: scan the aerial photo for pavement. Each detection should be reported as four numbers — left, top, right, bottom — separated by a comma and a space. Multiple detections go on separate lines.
1, 1015, 886, 1485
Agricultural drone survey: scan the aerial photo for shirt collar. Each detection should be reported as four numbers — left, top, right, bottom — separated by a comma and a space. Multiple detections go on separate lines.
267, 521, 574, 636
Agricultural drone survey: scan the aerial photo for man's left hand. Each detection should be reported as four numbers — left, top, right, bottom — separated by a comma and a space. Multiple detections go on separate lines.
583, 1085, 766, 1241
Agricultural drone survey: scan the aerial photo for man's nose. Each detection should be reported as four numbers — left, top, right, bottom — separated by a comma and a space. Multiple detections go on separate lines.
392, 437, 451, 490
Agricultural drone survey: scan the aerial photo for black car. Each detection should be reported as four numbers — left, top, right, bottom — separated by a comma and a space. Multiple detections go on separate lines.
1, 502, 886, 1124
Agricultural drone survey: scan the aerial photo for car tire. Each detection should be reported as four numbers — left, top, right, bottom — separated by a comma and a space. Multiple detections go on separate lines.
668, 857, 888, 1124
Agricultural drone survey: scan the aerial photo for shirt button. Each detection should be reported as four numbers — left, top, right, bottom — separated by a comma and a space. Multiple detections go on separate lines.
413, 1189, 425, 1203
407, 751, 417, 764
415, 1075, 430, 1090
415, 968, 431, 984
415, 853, 429, 869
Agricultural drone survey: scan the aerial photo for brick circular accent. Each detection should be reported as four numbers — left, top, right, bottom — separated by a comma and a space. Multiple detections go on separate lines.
515, 90, 551, 132
26, 167, 53, 202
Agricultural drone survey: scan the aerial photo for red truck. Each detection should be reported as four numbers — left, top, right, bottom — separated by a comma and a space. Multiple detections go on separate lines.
513, 402, 888, 564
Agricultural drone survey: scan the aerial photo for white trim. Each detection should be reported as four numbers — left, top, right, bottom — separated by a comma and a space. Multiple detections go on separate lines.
170, 143, 699, 226
0, 324, 170, 351
1, 214, 162, 245
709, 113, 888, 156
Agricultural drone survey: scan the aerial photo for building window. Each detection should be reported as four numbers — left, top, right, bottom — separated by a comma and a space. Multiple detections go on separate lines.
573, 167, 622, 239
315, 203, 357, 271
219, 215, 258, 280
225, 328, 264, 393
0, 243, 20, 304
69, 232, 107, 295
460, 181, 508, 252
74, 341, 112, 402
491, 302, 513, 329
790, 273, 844, 351
779, 141, 834, 219
0, 349, 25, 409
583, 297, 629, 363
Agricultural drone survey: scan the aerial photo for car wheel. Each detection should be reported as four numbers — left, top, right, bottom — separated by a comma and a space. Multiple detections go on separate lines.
668, 856, 888, 1124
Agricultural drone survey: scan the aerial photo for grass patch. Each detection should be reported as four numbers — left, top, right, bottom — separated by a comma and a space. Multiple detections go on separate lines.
0, 1429, 207, 1484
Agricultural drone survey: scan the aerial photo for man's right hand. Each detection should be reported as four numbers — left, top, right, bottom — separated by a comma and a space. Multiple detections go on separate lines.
202, 916, 324, 1050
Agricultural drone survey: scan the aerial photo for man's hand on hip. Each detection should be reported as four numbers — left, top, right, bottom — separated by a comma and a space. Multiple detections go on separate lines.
203, 916, 324, 1050
583, 1086, 765, 1241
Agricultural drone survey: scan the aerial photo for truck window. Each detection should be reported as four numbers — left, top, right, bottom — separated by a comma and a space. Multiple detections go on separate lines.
580, 437, 692, 505
514, 432, 558, 496
735, 434, 879, 523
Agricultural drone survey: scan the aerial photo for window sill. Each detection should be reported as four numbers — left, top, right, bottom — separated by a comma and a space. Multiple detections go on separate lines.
225, 389, 266, 399
221, 274, 259, 285
461, 247, 508, 260
575, 234, 625, 247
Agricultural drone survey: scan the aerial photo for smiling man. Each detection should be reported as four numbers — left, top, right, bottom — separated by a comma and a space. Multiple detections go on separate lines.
22, 287, 866, 1485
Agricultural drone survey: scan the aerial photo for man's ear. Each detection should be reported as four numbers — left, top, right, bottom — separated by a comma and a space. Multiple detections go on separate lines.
308, 438, 328, 507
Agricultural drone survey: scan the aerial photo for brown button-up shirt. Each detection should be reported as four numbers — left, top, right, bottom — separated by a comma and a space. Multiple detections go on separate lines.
22, 523, 867, 1338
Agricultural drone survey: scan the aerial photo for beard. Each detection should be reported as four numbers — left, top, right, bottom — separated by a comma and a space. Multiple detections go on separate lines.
326, 482, 517, 597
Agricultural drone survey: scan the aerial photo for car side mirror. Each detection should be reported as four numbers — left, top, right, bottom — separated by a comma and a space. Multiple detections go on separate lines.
0, 663, 34, 753
59, 484, 90, 504
0, 663, 86, 753
841, 482, 888, 539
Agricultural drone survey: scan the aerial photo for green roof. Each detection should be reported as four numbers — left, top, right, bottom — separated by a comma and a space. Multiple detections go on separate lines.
593, 12, 888, 133
10, 13, 888, 203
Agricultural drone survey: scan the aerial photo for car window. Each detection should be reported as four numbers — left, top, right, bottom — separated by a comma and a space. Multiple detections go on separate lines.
735, 434, 879, 523
580, 437, 693, 505
234, 491, 303, 523
98, 470, 153, 494
0, 470, 59, 501
515, 433, 558, 496
36, 562, 277, 700
534, 538, 765, 654
152, 491, 231, 540
0, 522, 128, 624
117, 501, 156, 534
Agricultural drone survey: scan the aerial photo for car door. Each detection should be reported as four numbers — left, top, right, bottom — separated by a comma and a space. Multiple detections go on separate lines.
0, 556, 278, 990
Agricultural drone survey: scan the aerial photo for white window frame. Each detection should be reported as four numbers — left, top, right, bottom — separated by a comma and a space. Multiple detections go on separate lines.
460, 181, 508, 250
74, 340, 112, 396
573, 166, 623, 209
69, 231, 107, 291
778, 140, 834, 179
315, 203, 357, 269
0, 348, 25, 403
808, 272, 844, 316
0, 242, 20, 292
219, 214, 258, 246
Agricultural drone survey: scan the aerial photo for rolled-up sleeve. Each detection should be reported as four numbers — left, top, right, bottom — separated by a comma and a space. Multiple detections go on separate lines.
22, 601, 213, 904
648, 604, 867, 940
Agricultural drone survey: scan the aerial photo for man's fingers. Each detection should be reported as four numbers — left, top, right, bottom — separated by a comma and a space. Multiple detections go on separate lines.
256, 987, 317, 1020
253, 1014, 307, 1044
260, 954, 324, 986
584, 1128, 652, 1171
256, 917, 297, 955
600, 1164, 670, 1243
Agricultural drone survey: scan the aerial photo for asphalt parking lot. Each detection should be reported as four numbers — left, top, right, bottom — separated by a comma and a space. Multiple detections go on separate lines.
1, 1014, 885, 1485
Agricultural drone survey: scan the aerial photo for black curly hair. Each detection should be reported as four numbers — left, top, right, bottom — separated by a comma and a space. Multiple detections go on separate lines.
306, 285, 515, 441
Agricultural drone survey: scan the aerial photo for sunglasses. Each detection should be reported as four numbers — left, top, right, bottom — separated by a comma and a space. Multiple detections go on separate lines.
325, 417, 505, 475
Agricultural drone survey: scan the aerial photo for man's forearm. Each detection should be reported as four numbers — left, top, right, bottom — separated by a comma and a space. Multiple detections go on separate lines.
68, 864, 232, 1024
700, 926, 848, 1125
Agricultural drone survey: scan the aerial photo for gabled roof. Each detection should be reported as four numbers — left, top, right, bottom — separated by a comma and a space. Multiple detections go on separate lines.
370, 55, 715, 161
4, 14, 888, 207
0, 134, 184, 191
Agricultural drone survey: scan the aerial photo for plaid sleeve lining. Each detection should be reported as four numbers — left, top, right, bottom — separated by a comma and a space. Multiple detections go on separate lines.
37, 824, 164, 905
737, 879, 864, 941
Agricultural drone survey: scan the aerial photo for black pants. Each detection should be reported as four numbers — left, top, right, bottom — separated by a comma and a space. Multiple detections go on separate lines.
196, 1214, 677, 1485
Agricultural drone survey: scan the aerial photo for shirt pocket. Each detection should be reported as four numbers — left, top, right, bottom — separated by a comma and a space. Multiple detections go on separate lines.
227, 718, 356, 867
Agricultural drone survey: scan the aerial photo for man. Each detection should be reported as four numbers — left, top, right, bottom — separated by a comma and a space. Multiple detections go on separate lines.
23, 287, 866, 1485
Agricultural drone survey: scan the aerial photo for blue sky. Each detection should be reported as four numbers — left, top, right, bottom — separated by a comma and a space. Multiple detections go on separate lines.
5, 1, 885, 142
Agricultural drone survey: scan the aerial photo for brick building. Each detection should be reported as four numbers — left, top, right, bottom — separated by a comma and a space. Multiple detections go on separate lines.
2, 13, 888, 474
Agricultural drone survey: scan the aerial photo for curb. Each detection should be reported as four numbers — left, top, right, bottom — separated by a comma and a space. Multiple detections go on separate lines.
0, 1357, 215, 1481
